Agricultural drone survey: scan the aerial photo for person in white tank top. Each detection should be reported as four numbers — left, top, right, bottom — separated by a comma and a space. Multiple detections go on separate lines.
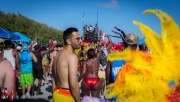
3, 40, 20, 71
3, 49, 16, 69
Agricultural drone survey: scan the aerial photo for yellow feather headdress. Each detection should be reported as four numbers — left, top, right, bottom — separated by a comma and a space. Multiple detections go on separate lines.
84, 43, 90, 51
74, 48, 81, 55
106, 9, 180, 102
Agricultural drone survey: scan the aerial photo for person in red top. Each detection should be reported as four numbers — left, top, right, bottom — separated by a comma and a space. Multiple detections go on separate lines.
79, 30, 103, 98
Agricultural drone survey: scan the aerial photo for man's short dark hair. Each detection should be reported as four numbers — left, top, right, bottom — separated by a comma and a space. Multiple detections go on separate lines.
4, 39, 12, 47
63, 27, 78, 45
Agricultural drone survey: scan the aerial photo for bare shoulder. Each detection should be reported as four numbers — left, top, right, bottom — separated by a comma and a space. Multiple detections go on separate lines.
13, 49, 16, 52
52, 50, 57, 56
62, 49, 77, 59
1, 59, 11, 65
68, 53, 78, 61
13, 49, 18, 53
12, 49, 17, 55
1, 60, 13, 70
52, 50, 56, 55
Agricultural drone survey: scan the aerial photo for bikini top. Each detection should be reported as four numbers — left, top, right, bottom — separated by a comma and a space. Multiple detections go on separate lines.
83, 58, 99, 74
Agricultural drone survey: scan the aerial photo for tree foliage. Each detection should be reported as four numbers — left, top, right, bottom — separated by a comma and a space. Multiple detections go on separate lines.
0, 11, 63, 43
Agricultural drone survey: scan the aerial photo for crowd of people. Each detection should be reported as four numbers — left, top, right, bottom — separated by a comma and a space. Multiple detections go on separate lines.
83, 24, 98, 40
0, 38, 63, 101
0, 27, 149, 102
0, 9, 180, 102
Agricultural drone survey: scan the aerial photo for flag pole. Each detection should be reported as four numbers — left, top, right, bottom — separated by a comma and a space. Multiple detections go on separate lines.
82, 12, 85, 40
82, 12, 85, 27
97, 9, 98, 25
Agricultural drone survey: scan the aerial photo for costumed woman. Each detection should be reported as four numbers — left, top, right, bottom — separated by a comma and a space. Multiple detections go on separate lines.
82, 9, 180, 102
79, 30, 103, 98
106, 9, 180, 102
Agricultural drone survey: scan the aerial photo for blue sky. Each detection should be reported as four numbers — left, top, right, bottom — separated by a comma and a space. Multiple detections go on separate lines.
0, 0, 180, 43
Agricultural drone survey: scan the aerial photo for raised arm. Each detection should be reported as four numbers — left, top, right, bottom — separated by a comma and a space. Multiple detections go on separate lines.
31, 52, 37, 63
28, 41, 36, 52
41, 40, 53, 56
96, 30, 103, 59
105, 35, 112, 53
68, 55, 81, 102
106, 61, 111, 85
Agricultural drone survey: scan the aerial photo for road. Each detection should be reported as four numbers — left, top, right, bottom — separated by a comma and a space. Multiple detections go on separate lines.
31, 76, 53, 102
30, 75, 82, 102
18, 75, 104, 102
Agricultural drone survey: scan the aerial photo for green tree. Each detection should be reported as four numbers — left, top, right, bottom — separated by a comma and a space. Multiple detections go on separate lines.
0, 11, 63, 44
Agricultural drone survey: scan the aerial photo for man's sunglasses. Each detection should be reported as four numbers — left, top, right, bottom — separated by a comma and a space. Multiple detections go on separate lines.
75, 37, 81, 41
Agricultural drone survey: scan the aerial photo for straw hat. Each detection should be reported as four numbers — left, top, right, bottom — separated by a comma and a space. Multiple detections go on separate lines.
0, 38, 4, 43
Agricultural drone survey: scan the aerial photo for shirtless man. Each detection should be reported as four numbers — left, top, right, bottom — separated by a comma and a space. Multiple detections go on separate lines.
53, 27, 81, 102
0, 39, 14, 100
49, 42, 63, 92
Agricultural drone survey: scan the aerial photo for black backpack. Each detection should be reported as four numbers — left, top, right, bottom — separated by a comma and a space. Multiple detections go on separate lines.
100, 50, 107, 67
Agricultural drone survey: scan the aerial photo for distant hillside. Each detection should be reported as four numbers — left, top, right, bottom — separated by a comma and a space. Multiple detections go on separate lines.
0, 11, 63, 43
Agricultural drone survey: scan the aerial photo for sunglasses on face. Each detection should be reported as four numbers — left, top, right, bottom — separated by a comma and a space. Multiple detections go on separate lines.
75, 37, 81, 41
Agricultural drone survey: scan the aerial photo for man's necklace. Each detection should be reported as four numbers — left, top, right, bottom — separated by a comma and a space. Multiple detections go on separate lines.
64, 47, 73, 53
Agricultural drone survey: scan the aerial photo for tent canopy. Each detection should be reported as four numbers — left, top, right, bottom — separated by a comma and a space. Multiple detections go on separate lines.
13, 32, 32, 42
0, 28, 20, 39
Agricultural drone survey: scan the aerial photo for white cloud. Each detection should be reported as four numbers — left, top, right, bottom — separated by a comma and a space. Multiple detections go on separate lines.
97, 0, 120, 9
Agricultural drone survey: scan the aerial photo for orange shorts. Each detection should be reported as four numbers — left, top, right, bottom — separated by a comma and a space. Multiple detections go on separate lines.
53, 87, 75, 102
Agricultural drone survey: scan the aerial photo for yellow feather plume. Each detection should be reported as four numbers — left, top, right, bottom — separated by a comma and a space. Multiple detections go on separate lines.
84, 43, 90, 51
74, 48, 81, 55
106, 9, 180, 102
